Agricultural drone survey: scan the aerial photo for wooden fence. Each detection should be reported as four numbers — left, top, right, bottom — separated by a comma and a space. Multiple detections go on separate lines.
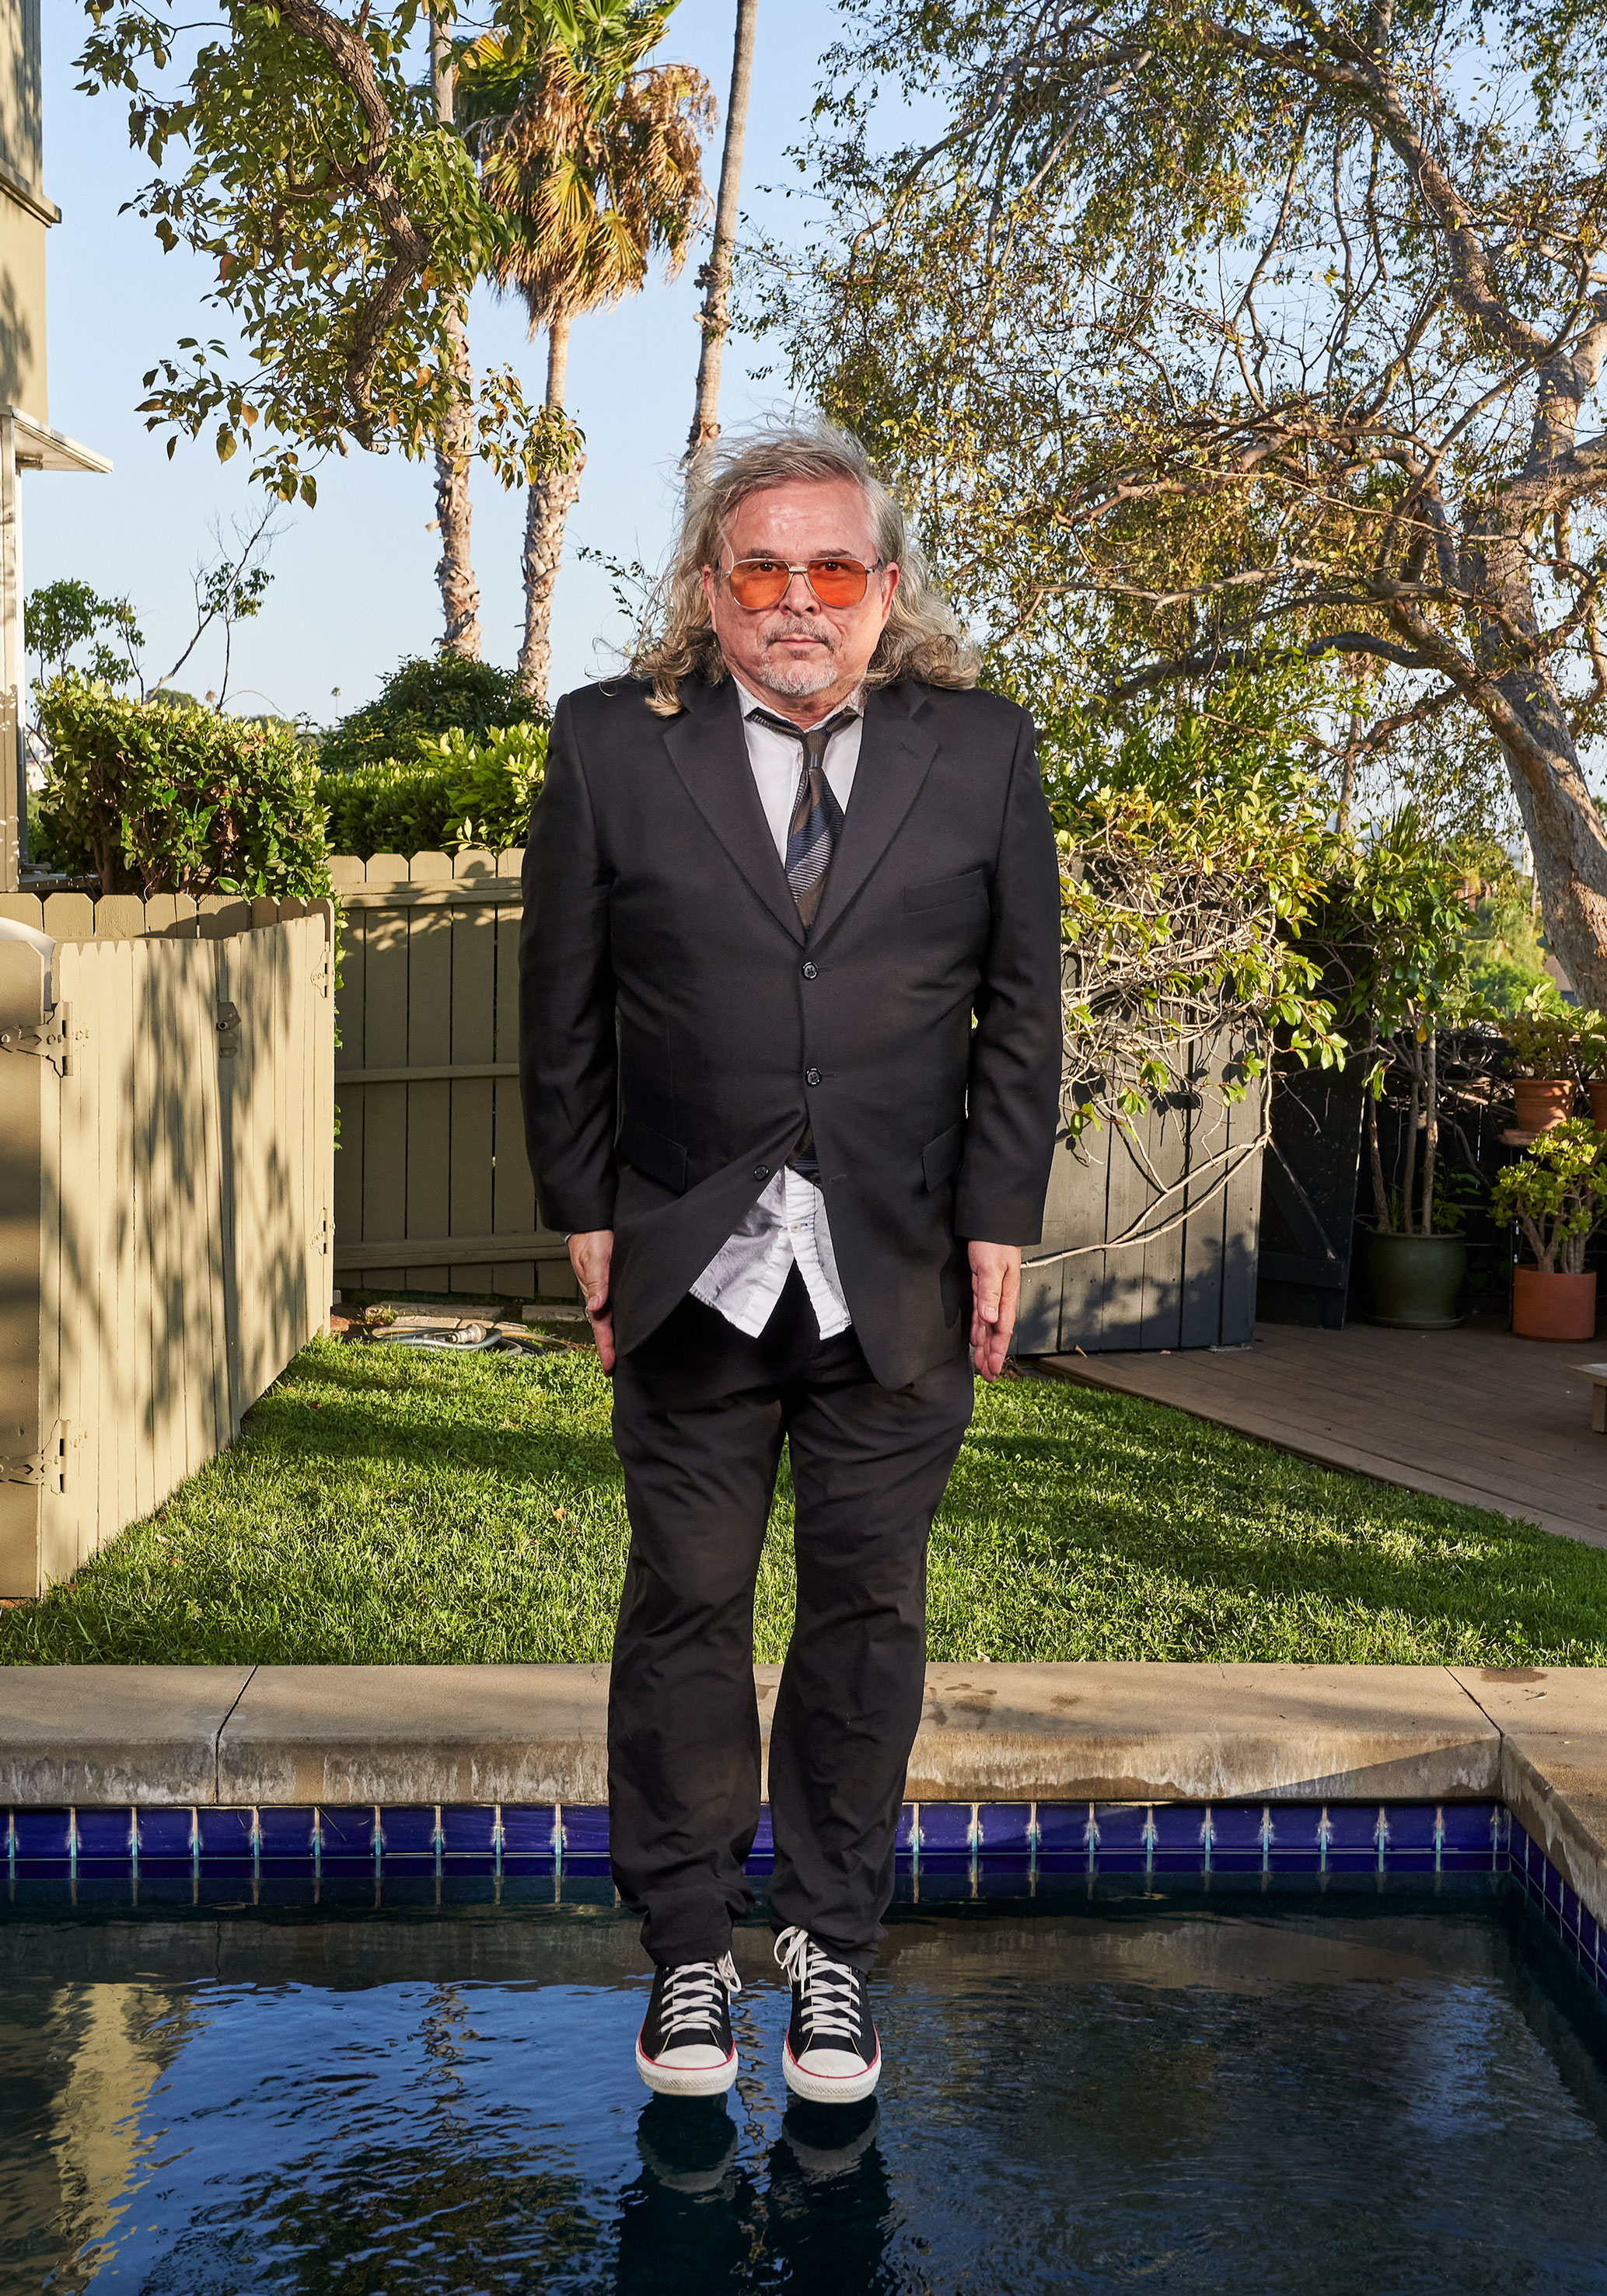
330, 850, 578, 1301
330, 850, 1266, 1342
0, 891, 335, 1596
1013, 1049, 1267, 1356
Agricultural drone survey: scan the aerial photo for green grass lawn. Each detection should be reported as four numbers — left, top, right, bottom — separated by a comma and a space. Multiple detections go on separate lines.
2, 1334, 1604, 1666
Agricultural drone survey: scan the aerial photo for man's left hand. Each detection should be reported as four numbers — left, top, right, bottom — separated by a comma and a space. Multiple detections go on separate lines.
967, 1242, 1022, 1380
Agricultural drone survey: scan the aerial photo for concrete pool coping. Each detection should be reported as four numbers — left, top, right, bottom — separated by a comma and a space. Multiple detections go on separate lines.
0, 1660, 1602, 1926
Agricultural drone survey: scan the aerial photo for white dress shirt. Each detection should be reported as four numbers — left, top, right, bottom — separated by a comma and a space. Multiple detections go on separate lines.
690, 679, 863, 1341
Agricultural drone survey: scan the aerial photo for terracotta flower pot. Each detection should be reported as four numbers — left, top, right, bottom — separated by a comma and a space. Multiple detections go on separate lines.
1589, 1082, 1607, 1131
1364, 1229, 1466, 1330
1514, 1078, 1577, 1132
1512, 1265, 1598, 1342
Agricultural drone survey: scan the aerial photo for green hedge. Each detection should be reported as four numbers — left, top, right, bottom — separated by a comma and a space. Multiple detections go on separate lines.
317, 655, 533, 779
33, 676, 330, 899
318, 721, 547, 860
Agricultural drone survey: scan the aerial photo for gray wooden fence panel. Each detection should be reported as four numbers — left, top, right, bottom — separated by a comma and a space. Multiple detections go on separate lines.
330, 853, 576, 1300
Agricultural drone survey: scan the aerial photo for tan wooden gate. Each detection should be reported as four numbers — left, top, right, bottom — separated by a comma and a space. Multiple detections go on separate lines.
0, 891, 335, 1596
329, 850, 578, 1302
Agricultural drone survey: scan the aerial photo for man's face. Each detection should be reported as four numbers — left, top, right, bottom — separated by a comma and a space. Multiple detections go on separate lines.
700, 476, 900, 724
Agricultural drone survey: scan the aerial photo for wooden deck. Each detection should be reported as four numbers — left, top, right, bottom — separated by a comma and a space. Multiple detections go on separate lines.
1037, 1321, 1607, 1550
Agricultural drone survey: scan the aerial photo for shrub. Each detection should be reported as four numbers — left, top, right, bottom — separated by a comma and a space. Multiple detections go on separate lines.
318, 721, 547, 859
33, 675, 330, 899
1490, 1119, 1607, 1273
317, 655, 533, 778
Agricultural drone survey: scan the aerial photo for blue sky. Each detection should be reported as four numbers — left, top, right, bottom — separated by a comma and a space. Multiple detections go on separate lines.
28, 3, 833, 728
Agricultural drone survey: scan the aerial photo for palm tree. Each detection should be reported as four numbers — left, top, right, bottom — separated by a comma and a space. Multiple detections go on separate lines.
430, 5, 481, 659
460, 6, 712, 707
687, 0, 758, 469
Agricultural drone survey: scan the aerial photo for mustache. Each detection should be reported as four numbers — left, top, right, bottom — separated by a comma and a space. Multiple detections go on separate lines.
760, 617, 837, 650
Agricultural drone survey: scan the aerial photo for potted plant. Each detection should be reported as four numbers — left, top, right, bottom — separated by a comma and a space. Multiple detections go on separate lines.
1504, 988, 1579, 1132
1361, 1002, 1472, 1328
1336, 818, 1481, 1329
1490, 1118, 1607, 1340
1574, 1010, 1607, 1130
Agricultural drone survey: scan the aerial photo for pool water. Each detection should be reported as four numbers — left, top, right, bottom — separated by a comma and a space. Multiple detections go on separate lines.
4, 1884, 1606, 2292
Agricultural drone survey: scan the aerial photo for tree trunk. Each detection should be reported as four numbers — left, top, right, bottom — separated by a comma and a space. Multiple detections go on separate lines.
516, 315, 585, 710
686, 0, 759, 470
1464, 520, 1607, 1012
430, 12, 480, 658
1420, 1028, 1437, 1236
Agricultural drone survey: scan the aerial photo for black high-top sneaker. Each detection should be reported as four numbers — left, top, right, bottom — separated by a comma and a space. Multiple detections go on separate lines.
774, 1926, 882, 2104
634, 1954, 741, 2096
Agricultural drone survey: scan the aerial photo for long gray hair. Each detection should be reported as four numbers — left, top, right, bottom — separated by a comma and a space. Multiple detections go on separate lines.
631, 423, 978, 716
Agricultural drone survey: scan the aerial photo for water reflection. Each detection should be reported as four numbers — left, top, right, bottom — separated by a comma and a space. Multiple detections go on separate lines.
617, 2096, 896, 2294
2, 1893, 1605, 2292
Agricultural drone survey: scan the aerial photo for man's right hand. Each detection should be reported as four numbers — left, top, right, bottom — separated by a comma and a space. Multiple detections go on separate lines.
567, 1230, 616, 1372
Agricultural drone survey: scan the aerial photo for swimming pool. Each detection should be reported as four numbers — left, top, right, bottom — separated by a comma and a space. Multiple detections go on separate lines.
4, 1844, 1606, 2291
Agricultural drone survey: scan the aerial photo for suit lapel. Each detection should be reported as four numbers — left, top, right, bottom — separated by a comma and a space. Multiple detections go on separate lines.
809, 686, 938, 947
661, 680, 805, 946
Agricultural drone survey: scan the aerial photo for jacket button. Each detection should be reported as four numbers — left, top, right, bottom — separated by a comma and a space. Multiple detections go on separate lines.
801, 961, 817, 979
752, 1164, 770, 1181
805, 1067, 822, 1087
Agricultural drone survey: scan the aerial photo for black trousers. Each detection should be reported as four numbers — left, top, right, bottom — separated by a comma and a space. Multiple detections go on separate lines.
607, 1266, 973, 1969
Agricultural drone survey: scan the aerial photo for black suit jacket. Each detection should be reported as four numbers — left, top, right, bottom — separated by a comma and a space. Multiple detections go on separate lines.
519, 672, 1063, 1389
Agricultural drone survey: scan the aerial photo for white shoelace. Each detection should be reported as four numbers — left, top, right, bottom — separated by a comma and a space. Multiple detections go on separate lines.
774, 1925, 861, 2046
659, 1952, 740, 2042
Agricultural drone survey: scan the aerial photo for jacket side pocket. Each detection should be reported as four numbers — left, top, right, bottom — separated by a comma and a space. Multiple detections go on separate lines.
921, 1120, 966, 1190
617, 1115, 689, 1195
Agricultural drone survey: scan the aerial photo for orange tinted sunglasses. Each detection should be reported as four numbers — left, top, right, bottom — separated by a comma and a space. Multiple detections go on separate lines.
725, 555, 884, 610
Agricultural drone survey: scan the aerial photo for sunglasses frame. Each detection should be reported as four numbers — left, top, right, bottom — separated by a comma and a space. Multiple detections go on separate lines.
721, 554, 887, 609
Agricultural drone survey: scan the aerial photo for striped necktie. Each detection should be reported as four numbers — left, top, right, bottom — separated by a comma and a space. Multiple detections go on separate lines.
745, 703, 860, 930
746, 702, 859, 1183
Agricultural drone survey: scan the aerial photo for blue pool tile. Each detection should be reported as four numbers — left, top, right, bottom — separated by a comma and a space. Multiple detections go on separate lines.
198, 1808, 255, 1859
1543, 1857, 1564, 1910
75, 1809, 134, 1861
137, 1809, 196, 1860
257, 1808, 316, 1859
561, 1807, 610, 1862
1263, 1806, 1322, 1855
378, 1807, 438, 1858
1382, 1805, 1439, 1852
1151, 1805, 1210, 1855
500, 1805, 557, 1860
14, 1810, 73, 1860
1582, 1907, 1600, 1966
895, 1805, 918, 1857
1562, 1882, 1583, 1939
1208, 1806, 1266, 1856
917, 1803, 975, 1856
744, 1809, 775, 1870
974, 1803, 1034, 1858
1033, 1804, 1090, 1860
1091, 1805, 1151, 1857
438, 1806, 495, 1858
1322, 1806, 1382, 1852
319, 1807, 378, 1860
1439, 1802, 1500, 1853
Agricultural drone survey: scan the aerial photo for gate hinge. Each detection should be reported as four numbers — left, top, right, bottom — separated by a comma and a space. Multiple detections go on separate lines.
0, 1003, 79, 1076
314, 951, 332, 999
316, 1207, 330, 1257
2, 1421, 72, 1492
216, 999, 242, 1058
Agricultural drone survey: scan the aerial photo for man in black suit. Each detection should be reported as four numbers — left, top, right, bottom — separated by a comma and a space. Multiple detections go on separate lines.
520, 426, 1062, 2106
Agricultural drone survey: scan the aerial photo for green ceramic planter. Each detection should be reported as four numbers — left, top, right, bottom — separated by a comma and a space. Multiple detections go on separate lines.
1363, 1228, 1467, 1330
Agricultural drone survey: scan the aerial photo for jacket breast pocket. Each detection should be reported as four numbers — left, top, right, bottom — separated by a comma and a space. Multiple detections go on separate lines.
921, 1121, 965, 1191
904, 868, 988, 914
617, 1115, 687, 1195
